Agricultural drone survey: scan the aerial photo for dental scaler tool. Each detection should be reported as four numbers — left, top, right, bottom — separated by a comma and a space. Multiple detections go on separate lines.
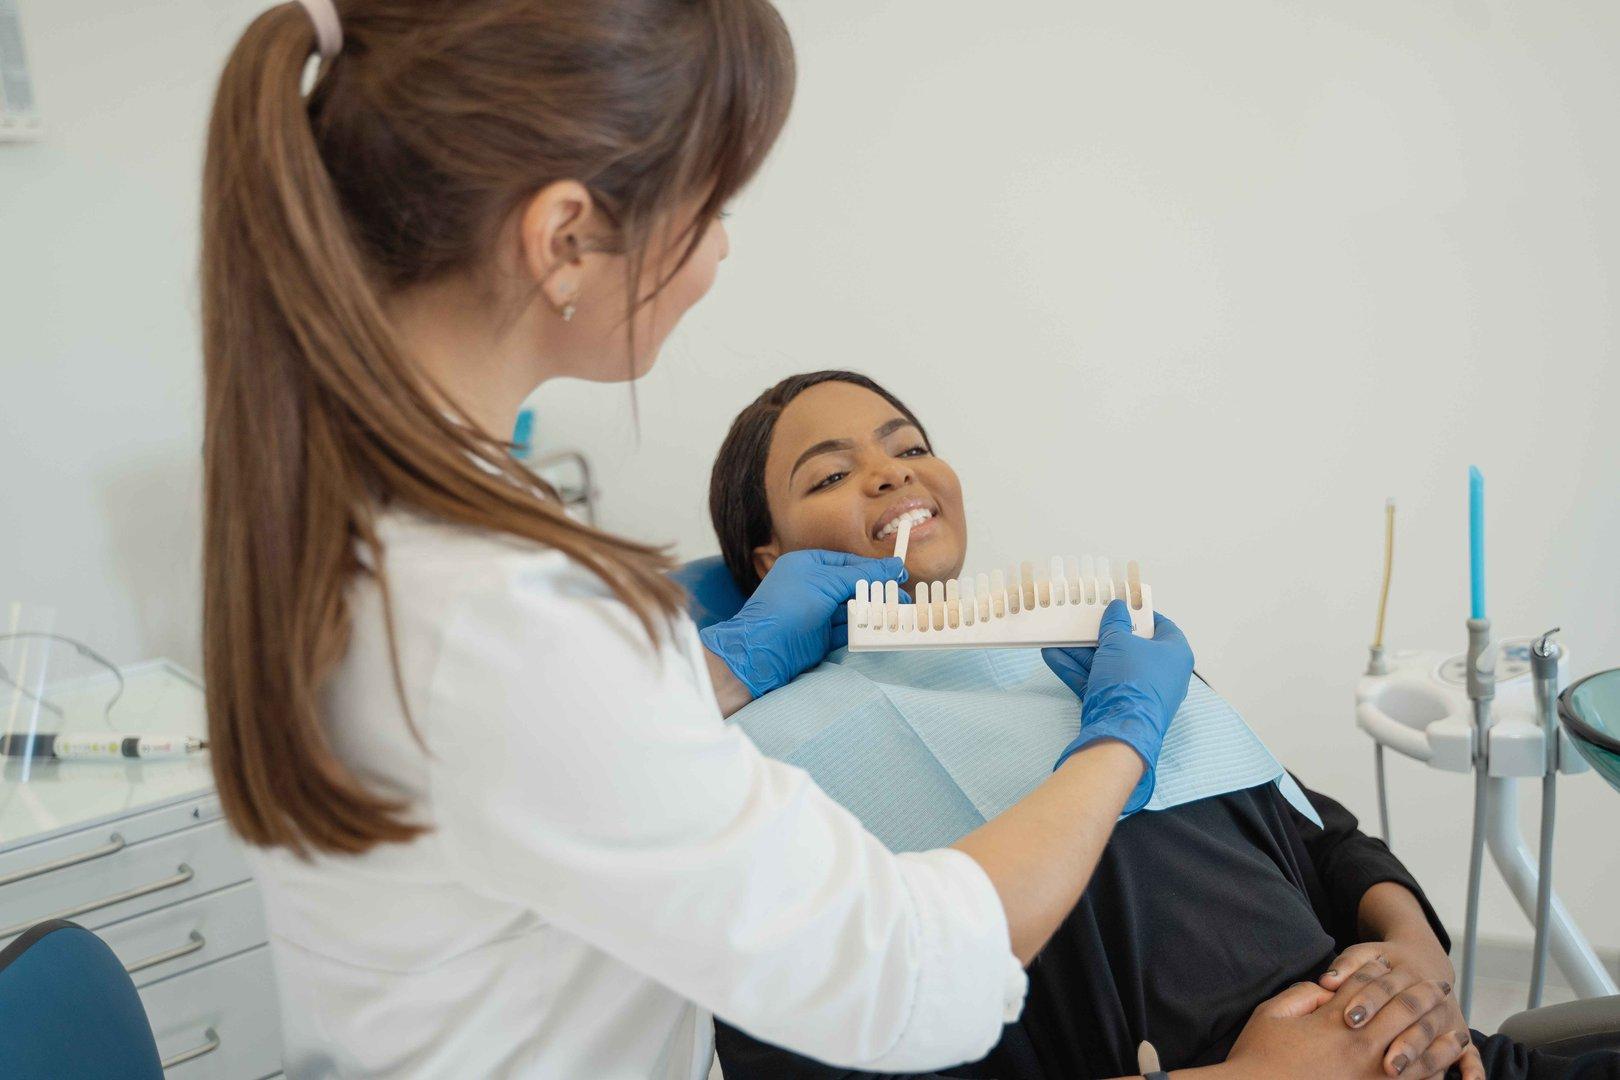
848, 556, 1153, 651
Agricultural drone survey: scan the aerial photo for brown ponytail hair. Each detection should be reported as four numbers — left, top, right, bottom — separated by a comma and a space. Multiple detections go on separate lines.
201, 0, 794, 855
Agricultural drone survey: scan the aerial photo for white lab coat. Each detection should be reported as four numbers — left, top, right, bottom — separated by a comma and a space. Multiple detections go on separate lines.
246, 507, 1026, 1079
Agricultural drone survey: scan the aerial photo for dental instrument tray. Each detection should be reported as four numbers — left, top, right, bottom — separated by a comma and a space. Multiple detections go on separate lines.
847, 557, 1153, 651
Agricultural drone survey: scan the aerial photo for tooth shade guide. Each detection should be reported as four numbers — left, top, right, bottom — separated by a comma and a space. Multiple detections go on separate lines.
847, 555, 1155, 651
854, 579, 871, 627
892, 515, 914, 563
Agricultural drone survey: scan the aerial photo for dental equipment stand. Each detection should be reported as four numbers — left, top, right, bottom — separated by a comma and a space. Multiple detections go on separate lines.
1358, 639, 1616, 1018
1356, 485, 1615, 1023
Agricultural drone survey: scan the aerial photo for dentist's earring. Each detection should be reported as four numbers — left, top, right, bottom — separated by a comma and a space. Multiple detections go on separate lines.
553, 279, 579, 323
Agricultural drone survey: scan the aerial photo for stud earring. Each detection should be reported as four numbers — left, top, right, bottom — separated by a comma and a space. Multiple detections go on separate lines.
561, 301, 577, 322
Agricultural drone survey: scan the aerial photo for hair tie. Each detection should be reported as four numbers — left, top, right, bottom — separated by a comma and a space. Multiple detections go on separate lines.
296, 0, 343, 64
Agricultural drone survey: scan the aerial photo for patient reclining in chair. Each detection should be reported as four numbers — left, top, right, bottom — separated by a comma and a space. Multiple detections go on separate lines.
701, 371, 1618, 1080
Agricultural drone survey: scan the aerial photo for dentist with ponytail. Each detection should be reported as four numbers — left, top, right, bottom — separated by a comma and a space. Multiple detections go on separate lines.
202, 2, 1194, 1076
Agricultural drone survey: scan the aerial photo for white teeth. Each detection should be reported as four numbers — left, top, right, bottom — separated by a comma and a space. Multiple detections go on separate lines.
876, 507, 934, 539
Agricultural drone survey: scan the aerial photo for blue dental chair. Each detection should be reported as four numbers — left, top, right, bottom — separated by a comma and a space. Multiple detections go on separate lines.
670, 555, 747, 630
0, 919, 164, 1079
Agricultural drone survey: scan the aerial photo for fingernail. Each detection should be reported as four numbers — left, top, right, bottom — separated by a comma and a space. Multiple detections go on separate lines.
1441, 980, 1453, 995
1325, 968, 1338, 978
1392, 1054, 1409, 1075
1348, 1006, 1367, 1026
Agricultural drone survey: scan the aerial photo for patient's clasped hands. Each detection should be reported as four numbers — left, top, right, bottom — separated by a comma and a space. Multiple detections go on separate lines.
1216, 968, 1470, 1080
1043, 600, 1195, 813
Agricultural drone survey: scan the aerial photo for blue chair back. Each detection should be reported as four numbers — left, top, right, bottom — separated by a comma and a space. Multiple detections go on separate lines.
670, 555, 748, 629
0, 920, 163, 1079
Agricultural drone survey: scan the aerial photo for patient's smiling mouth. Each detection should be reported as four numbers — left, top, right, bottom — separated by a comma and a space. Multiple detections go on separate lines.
873, 502, 937, 541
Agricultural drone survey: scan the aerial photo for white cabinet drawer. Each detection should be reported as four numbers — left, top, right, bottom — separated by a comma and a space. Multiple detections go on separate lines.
98, 881, 268, 988
141, 945, 283, 1079
0, 796, 223, 879
0, 819, 250, 942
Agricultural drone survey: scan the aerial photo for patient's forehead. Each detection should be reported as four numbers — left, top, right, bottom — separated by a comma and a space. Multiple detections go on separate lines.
765, 382, 911, 488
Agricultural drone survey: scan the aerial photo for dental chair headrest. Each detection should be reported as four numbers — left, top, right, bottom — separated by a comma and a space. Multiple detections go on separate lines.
671, 555, 748, 629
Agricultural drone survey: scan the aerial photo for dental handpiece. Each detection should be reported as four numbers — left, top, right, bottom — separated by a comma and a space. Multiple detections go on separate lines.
0, 732, 208, 760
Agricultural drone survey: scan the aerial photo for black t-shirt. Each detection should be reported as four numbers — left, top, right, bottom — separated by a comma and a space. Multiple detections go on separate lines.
715, 779, 1449, 1079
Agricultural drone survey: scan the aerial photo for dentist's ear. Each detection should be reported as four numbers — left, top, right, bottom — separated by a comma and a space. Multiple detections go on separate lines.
751, 541, 781, 582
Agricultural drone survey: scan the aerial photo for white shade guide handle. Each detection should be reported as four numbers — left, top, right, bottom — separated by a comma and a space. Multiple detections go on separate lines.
885, 579, 901, 630
854, 579, 870, 627
976, 572, 993, 620
946, 578, 962, 628
893, 516, 913, 563
1127, 561, 1144, 610
990, 570, 1007, 617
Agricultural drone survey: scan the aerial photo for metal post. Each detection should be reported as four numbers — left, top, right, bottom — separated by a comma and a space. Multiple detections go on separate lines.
1459, 616, 1495, 1021
1528, 629, 1562, 1009
1374, 743, 1391, 847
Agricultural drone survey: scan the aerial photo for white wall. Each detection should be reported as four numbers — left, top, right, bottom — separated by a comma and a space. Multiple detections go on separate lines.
3, 1, 1616, 958
0, 0, 262, 664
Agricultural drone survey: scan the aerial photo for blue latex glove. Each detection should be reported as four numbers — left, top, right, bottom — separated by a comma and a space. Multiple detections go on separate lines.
700, 550, 909, 699
1041, 599, 1194, 814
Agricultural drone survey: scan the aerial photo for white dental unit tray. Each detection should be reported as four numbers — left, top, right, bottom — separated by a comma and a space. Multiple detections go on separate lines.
1356, 639, 1590, 779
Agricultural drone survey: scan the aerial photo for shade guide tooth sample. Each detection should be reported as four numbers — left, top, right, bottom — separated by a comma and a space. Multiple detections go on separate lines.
848, 554, 1155, 650
892, 514, 913, 563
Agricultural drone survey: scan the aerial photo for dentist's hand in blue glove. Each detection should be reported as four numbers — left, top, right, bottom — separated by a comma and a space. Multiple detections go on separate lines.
1041, 599, 1194, 814
700, 550, 908, 700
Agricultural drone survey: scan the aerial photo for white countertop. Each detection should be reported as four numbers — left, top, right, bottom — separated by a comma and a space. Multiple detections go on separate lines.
1, 660, 213, 851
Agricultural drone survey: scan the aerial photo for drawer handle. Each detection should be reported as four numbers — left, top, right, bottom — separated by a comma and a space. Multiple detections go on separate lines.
0, 833, 126, 888
0, 864, 195, 939
126, 930, 206, 975
161, 1027, 220, 1069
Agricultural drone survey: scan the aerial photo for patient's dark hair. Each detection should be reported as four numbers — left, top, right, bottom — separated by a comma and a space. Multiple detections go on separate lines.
710, 370, 932, 596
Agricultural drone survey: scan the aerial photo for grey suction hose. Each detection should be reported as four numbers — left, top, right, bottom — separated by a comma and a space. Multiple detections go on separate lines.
1459, 617, 1495, 1022
1528, 629, 1562, 1009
